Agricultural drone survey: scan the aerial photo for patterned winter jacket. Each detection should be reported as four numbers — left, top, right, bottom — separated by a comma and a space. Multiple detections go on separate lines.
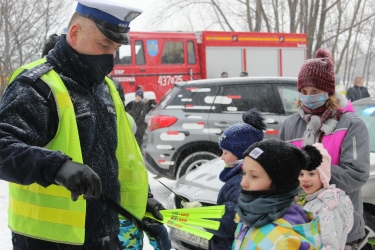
278, 100, 370, 242
301, 185, 354, 250
232, 204, 322, 250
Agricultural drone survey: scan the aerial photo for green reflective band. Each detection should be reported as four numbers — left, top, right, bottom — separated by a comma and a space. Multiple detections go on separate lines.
166, 220, 214, 240
9, 211, 84, 245
166, 215, 220, 230
10, 187, 85, 212
144, 205, 225, 240
160, 205, 225, 218
146, 212, 220, 230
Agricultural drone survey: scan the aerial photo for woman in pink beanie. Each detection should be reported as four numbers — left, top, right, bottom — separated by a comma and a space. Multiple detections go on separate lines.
278, 48, 370, 248
297, 143, 354, 250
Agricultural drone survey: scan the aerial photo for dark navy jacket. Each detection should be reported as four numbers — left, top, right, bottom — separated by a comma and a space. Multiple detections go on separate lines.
0, 36, 121, 247
346, 85, 370, 102
207, 163, 242, 250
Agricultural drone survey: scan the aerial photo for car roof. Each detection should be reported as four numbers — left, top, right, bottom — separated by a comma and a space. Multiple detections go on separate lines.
175, 76, 297, 88
352, 96, 375, 105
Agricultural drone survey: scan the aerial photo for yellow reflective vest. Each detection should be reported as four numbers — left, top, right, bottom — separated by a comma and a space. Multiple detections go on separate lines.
7, 58, 148, 245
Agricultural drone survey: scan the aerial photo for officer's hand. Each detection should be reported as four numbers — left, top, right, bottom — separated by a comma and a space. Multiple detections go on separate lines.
55, 160, 102, 201
146, 197, 165, 221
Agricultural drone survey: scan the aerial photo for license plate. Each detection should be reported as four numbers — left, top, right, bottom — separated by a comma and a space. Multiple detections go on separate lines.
170, 227, 209, 249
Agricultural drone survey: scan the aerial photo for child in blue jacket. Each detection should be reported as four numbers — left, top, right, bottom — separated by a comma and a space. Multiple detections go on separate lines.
206, 109, 266, 250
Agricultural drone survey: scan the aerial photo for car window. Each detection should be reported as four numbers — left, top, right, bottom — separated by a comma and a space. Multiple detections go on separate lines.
155, 87, 180, 110
161, 85, 219, 113
352, 103, 375, 152
276, 85, 299, 115
217, 84, 274, 113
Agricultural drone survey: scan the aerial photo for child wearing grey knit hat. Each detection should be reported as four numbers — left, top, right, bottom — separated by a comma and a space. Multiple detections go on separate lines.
205, 109, 266, 250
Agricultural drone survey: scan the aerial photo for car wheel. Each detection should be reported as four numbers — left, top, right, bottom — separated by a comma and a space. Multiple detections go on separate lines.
359, 211, 375, 249
176, 152, 218, 179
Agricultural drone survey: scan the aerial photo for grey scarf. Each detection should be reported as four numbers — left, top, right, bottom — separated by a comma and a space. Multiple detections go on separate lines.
300, 92, 347, 146
235, 188, 300, 228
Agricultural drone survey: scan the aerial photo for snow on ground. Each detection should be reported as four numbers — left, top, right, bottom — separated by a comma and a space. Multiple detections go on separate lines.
0, 172, 176, 250
0, 180, 11, 249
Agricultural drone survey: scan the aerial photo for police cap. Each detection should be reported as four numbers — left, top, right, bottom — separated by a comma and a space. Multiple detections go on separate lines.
75, 0, 143, 45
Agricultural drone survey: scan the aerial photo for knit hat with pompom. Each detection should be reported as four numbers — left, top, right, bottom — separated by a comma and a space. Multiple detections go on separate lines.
135, 89, 144, 99
298, 48, 335, 95
303, 143, 331, 188
244, 138, 318, 193
219, 108, 266, 159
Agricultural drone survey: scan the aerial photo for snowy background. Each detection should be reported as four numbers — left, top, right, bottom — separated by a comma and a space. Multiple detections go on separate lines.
0, 172, 177, 250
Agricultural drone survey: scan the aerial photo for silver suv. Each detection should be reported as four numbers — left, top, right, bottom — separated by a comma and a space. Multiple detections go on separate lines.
143, 77, 299, 179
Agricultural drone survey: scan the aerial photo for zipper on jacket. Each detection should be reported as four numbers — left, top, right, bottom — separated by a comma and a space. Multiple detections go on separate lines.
91, 86, 111, 195
353, 136, 357, 160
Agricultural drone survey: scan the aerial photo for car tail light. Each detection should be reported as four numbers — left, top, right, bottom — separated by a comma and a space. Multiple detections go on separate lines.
148, 115, 178, 131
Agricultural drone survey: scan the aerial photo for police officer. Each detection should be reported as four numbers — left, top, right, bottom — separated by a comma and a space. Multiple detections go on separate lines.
0, 0, 165, 249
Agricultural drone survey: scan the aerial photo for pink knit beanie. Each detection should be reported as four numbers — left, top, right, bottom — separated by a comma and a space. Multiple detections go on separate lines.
298, 48, 335, 95
312, 143, 331, 188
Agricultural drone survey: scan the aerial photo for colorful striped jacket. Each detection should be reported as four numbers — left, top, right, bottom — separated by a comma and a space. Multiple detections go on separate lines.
232, 204, 322, 250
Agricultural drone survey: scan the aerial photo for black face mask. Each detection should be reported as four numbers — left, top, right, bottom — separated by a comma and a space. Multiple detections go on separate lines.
77, 53, 114, 84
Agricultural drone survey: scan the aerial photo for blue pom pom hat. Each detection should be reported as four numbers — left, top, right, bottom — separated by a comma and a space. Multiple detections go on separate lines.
218, 109, 266, 159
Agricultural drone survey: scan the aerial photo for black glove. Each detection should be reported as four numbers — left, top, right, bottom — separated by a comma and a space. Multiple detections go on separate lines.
146, 197, 165, 221
55, 160, 102, 201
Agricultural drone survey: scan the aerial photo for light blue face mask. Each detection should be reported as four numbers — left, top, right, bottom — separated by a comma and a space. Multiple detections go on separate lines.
299, 92, 329, 110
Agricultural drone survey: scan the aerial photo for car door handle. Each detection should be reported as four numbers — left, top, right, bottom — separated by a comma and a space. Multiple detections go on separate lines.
140, 68, 145, 72
265, 119, 279, 124
214, 122, 231, 128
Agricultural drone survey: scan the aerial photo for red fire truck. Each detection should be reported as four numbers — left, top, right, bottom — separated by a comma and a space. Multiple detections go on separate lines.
112, 30, 307, 104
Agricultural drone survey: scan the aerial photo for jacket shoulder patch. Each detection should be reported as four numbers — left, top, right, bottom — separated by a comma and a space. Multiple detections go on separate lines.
20, 63, 53, 83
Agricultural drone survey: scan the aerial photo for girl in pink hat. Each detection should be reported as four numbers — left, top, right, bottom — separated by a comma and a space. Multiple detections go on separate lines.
297, 143, 354, 249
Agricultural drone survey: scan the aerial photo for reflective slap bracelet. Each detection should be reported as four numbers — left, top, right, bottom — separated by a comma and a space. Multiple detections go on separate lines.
159, 205, 225, 219
144, 212, 215, 239
165, 219, 214, 240
168, 215, 220, 230
144, 212, 220, 230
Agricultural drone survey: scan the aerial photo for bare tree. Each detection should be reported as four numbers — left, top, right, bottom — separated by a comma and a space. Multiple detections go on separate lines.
313, 0, 328, 52
306, 0, 321, 58
336, 0, 363, 86
150, 0, 375, 84
363, 21, 375, 86
288, 0, 298, 32
0, 0, 73, 95
254, 0, 262, 31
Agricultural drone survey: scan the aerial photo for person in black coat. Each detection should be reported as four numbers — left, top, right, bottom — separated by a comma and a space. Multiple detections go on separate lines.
346, 76, 370, 102
127, 89, 151, 149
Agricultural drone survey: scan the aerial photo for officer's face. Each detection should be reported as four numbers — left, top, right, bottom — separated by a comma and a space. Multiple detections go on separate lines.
70, 21, 121, 55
